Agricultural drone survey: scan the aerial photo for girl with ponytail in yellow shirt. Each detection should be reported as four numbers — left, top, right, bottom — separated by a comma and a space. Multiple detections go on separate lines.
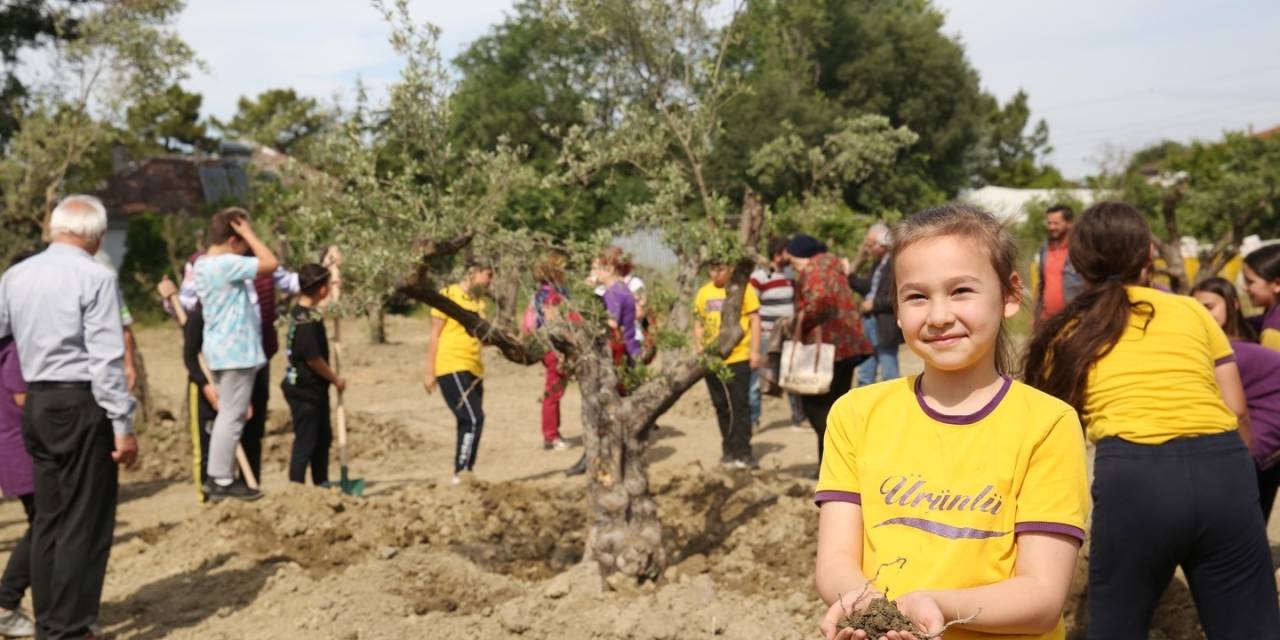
816, 206, 1089, 640
1025, 203, 1280, 638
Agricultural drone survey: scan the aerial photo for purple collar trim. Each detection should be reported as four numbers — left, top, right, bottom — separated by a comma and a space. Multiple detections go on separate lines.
914, 374, 1013, 425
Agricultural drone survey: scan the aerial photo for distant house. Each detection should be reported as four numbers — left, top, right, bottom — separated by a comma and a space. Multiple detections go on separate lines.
93, 141, 278, 271
958, 186, 1098, 224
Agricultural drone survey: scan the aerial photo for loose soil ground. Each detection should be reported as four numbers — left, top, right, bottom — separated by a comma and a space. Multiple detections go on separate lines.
1, 315, 1275, 638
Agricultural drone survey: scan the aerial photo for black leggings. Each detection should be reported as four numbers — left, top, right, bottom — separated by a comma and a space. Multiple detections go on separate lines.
800, 356, 862, 464
285, 390, 332, 485
0, 493, 35, 611
705, 361, 752, 460
439, 371, 485, 474
1088, 431, 1280, 638
1258, 462, 1280, 524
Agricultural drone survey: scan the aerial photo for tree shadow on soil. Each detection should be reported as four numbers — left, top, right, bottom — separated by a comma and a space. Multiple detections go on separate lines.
758, 418, 806, 434
119, 480, 179, 505
99, 552, 287, 640
667, 475, 780, 563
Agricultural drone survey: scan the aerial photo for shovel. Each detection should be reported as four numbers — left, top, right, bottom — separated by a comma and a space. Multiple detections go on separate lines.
325, 250, 364, 496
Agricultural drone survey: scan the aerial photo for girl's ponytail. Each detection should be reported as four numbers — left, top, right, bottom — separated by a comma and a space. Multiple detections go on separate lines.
1023, 202, 1155, 414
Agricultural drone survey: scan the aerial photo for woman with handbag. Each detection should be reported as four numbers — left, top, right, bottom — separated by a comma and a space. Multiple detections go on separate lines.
784, 234, 872, 467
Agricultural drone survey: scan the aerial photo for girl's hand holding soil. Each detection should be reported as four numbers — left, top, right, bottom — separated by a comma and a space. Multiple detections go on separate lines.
888, 591, 944, 636
819, 588, 882, 639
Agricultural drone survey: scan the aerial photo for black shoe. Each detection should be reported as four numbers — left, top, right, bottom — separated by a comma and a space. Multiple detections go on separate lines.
204, 479, 263, 502
565, 456, 587, 477
718, 455, 734, 467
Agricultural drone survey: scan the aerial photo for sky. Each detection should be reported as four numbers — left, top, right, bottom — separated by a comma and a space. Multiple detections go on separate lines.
174, 0, 1280, 180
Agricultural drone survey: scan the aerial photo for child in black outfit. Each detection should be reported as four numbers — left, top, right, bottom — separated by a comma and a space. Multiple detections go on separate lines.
182, 305, 218, 500
282, 264, 345, 485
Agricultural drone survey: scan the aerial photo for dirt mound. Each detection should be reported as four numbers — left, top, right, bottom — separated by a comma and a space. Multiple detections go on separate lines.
123, 408, 422, 484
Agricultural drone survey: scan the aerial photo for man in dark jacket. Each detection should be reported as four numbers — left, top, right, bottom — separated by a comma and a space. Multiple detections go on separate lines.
849, 223, 901, 386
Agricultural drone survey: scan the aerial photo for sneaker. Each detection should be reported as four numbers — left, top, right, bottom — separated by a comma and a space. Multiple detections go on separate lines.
450, 475, 462, 486
204, 479, 263, 502
543, 438, 569, 451
565, 455, 588, 477
718, 455, 735, 468
0, 607, 35, 637
730, 457, 759, 470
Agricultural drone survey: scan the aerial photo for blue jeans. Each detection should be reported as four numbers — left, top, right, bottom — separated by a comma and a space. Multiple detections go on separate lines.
856, 316, 900, 386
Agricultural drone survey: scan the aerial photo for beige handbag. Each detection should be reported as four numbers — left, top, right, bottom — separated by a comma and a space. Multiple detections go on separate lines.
779, 313, 835, 395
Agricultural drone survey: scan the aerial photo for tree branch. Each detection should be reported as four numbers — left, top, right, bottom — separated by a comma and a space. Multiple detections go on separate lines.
396, 234, 545, 365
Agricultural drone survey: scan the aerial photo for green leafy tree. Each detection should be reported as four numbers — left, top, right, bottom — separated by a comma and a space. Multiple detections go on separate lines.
716, 0, 992, 216
212, 88, 332, 156
1107, 132, 1280, 292
449, 0, 638, 238
973, 90, 1065, 188
0, 0, 96, 143
0, 0, 195, 263
126, 82, 208, 151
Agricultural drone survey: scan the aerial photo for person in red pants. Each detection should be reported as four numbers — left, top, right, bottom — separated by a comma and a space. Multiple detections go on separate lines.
532, 255, 571, 450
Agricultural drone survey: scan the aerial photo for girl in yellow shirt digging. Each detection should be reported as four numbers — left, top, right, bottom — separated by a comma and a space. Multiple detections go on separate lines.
816, 205, 1089, 640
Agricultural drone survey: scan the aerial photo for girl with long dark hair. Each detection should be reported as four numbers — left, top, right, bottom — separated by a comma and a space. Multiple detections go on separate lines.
1191, 277, 1280, 523
1024, 202, 1280, 637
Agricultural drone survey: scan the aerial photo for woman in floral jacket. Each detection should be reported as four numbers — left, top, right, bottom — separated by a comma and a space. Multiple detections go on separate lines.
785, 235, 872, 466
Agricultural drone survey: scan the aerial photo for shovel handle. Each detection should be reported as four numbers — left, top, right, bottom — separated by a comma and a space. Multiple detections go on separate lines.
235, 443, 258, 490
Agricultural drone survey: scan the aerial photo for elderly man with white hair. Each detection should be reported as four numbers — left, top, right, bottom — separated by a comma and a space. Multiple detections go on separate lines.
0, 194, 137, 640
848, 222, 902, 386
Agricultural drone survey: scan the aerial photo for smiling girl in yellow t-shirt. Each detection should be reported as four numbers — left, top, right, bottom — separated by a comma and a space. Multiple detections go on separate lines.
815, 205, 1089, 640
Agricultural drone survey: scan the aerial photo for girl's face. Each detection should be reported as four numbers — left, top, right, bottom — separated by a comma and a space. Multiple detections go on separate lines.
895, 235, 1020, 373
1242, 264, 1279, 309
1192, 290, 1229, 329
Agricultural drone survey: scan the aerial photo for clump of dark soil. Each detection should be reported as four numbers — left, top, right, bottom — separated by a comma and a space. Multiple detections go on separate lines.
838, 597, 916, 635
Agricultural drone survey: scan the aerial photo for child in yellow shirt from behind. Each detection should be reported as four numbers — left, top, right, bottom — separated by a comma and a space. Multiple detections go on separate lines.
815, 205, 1089, 640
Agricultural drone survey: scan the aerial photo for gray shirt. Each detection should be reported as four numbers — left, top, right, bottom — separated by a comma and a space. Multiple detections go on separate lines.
0, 242, 135, 435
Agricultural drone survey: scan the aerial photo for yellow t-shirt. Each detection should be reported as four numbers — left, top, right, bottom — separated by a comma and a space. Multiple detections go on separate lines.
693, 282, 760, 365
430, 284, 486, 378
1083, 286, 1236, 444
816, 377, 1089, 640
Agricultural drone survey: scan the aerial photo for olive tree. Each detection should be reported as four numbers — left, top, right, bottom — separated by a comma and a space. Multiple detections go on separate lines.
299, 0, 910, 586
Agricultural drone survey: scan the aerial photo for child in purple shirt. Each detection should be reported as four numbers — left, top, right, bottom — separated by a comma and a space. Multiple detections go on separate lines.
1192, 278, 1280, 522
0, 333, 36, 635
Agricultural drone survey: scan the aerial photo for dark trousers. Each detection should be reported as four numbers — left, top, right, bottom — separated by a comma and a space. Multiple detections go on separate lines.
439, 371, 484, 474
242, 366, 269, 480
800, 356, 861, 464
22, 387, 118, 640
1088, 431, 1280, 639
187, 381, 216, 500
1258, 462, 1280, 524
0, 493, 35, 611
285, 390, 331, 485
705, 361, 752, 460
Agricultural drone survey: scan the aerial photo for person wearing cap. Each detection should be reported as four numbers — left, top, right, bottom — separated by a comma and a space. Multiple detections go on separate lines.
785, 234, 872, 467
282, 264, 345, 485
849, 223, 902, 386
423, 260, 494, 484
0, 195, 138, 639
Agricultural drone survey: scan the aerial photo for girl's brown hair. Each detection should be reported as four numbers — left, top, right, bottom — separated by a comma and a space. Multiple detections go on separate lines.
534, 253, 567, 285
1023, 201, 1156, 413
1191, 277, 1258, 342
596, 246, 632, 275
891, 204, 1022, 374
